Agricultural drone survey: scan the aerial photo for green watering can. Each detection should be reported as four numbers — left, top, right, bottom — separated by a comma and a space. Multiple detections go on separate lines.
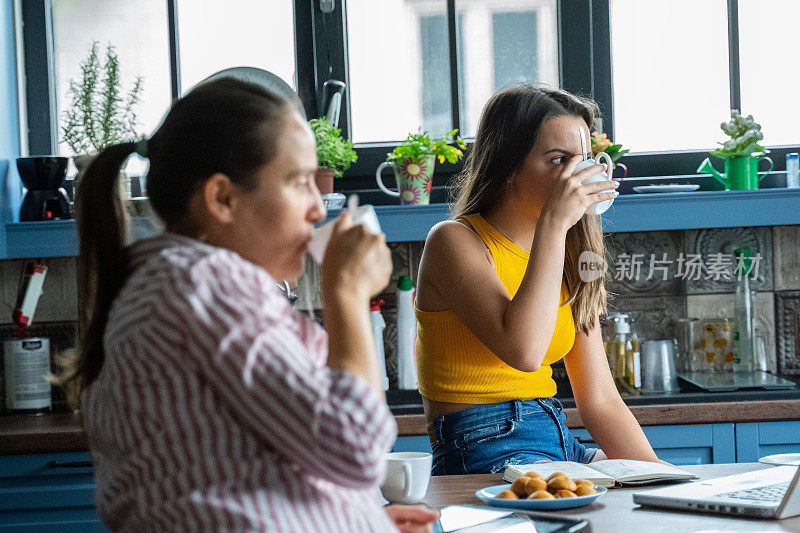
697, 155, 774, 190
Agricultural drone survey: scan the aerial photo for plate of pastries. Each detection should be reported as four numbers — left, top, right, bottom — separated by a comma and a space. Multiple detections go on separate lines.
476, 471, 607, 511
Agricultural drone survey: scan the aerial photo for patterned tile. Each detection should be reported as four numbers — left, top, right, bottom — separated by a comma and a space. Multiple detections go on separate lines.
684, 226, 773, 294
776, 291, 800, 375
773, 226, 800, 291
606, 295, 687, 343
382, 307, 399, 389
605, 231, 686, 297
686, 292, 777, 373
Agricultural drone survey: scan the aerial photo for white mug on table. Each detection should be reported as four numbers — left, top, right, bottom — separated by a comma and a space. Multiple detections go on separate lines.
380, 452, 432, 504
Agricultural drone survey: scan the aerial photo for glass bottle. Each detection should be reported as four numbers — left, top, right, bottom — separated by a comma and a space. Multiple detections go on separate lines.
733, 248, 755, 373
606, 314, 639, 395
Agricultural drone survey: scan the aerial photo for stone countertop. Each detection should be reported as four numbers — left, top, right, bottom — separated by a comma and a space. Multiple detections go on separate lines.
2, 391, 799, 455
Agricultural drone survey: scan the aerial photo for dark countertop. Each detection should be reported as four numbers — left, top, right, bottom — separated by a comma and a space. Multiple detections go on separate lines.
2, 387, 799, 455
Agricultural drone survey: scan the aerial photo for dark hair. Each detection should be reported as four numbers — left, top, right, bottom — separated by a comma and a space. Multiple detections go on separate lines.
63, 78, 293, 400
451, 83, 607, 333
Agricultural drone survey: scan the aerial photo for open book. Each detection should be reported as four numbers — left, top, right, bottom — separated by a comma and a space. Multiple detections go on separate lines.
503, 459, 698, 488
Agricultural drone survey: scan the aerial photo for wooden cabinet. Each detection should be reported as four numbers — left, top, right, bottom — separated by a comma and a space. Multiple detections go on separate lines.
0, 452, 107, 532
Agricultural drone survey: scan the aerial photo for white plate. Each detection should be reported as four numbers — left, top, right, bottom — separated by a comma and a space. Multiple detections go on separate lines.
759, 453, 800, 466
476, 484, 607, 511
632, 184, 700, 193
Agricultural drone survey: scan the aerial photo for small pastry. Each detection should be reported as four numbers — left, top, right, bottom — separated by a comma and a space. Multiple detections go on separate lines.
547, 477, 578, 492
496, 489, 519, 499
529, 490, 555, 499
524, 471, 545, 480
575, 484, 597, 496
546, 472, 568, 481
511, 477, 531, 497
524, 477, 548, 495
574, 479, 594, 488
553, 489, 577, 498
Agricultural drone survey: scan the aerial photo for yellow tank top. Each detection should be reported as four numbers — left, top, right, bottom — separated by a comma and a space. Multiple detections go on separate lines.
415, 213, 576, 403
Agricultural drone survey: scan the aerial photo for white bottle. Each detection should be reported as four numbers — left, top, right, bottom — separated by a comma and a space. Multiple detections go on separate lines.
3, 337, 52, 412
370, 298, 389, 391
396, 276, 418, 390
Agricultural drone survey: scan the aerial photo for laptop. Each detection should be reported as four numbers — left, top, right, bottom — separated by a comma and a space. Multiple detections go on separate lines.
633, 465, 800, 519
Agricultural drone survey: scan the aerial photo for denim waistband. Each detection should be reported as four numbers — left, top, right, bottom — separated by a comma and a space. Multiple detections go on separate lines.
435, 397, 564, 443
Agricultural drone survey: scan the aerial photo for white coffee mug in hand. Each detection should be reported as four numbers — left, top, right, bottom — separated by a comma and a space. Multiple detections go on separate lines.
576, 150, 616, 215
380, 452, 432, 504
307, 204, 382, 263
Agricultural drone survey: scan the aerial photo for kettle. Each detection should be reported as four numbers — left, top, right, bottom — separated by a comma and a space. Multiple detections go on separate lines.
697, 156, 773, 191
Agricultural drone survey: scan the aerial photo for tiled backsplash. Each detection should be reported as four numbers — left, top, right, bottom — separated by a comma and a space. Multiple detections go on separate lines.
296, 225, 800, 381
0, 224, 798, 408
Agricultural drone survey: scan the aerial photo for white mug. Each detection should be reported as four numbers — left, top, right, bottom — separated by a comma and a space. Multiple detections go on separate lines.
575, 151, 615, 215
380, 452, 432, 504
307, 204, 382, 263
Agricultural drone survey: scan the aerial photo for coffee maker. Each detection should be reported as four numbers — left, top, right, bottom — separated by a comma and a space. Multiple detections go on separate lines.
16, 157, 71, 221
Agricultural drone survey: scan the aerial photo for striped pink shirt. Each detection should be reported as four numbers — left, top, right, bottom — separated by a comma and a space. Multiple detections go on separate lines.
82, 233, 398, 532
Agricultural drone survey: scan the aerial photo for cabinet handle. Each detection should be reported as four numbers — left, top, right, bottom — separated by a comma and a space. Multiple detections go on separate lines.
48, 460, 93, 468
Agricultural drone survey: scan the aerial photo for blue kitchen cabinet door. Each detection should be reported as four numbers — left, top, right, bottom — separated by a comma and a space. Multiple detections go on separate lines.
571, 424, 736, 465
392, 436, 433, 454
735, 421, 800, 463
0, 452, 107, 532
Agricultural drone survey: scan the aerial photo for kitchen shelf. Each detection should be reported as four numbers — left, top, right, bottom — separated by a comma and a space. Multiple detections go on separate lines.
3, 188, 800, 258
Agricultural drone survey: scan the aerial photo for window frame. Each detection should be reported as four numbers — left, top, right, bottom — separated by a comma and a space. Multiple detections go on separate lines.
20, 0, 799, 192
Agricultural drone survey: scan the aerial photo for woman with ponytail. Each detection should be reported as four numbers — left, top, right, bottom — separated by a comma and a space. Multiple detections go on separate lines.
63, 78, 437, 532
415, 83, 660, 475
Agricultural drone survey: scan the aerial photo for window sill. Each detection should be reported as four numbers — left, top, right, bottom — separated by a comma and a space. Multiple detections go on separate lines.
3, 188, 799, 258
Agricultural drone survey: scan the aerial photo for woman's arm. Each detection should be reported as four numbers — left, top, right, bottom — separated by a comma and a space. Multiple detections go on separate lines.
563, 318, 659, 461
417, 157, 618, 372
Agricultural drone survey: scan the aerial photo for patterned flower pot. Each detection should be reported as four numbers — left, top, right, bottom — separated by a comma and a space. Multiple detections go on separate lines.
375, 155, 435, 205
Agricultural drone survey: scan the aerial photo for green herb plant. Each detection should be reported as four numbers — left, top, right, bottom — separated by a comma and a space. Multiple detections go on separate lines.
388, 129, 466, 164
710, 110, 767, 159
309, 117, 357, 177
61, 41, 144, 154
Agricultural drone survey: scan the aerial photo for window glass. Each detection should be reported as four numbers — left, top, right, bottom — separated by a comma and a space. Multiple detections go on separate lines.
738, 0, 800, 147
610, 0, 730, 152
457, 0, 558, 137
347, 0, 450, 143
177, 0, 296, 92
52, 0, 171, 154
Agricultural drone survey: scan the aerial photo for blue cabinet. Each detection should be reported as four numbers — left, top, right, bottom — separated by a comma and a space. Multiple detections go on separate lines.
0, 452, 107, 532
394, 424, 739, 465
393, 436, 433, 454
735, 421, 800, 463
572, 424, 736, 465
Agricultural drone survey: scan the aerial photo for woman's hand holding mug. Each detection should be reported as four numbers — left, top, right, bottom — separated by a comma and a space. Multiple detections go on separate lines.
320, 211, 392, 302
541, 154, 619, 232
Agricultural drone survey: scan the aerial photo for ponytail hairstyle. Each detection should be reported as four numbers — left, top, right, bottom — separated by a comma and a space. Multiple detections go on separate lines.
451, 83, 607, 334
61, 78, 293, 401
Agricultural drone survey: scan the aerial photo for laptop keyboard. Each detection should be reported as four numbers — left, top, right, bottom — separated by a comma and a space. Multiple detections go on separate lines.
716, 482, 789, 502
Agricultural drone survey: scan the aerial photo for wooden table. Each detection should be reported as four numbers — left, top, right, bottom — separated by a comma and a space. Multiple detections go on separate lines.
421, 463, 800, 532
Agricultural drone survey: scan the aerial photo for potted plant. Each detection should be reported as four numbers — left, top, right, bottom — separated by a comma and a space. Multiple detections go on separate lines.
376, 129, 465, 205
61, 40, 144, 195
308, 117, 357, 195
591, 131, 629, 179
697, 111, 773, 190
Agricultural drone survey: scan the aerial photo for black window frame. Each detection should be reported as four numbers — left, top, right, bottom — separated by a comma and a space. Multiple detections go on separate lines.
20, 0, 799, 194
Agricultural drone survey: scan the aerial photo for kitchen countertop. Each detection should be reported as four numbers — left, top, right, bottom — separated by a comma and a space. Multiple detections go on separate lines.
2, 389, 799, 455
422, 464, 800, 531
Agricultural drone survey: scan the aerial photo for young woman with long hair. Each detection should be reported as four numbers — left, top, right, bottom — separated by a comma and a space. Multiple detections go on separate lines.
60, 77, 437, 532
415, 83, 660, 475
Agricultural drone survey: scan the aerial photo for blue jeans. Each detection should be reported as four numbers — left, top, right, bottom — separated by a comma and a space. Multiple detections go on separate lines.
430, 398, 596, 475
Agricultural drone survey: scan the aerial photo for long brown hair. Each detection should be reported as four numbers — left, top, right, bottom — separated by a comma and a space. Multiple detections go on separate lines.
451, 83, 607, 334
61, 78, 292, 402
